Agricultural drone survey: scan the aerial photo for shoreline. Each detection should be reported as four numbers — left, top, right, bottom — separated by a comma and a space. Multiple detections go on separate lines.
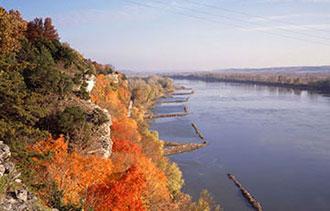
169, 75, 330, 94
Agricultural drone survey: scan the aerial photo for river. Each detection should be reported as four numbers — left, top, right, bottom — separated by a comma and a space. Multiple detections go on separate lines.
150, 79, 330, 211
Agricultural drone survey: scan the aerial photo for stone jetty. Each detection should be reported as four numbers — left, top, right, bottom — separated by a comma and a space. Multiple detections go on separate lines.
163, 141, 206, 155
227, 174, 263, 211
160, 97, 189, 104
172, 90, 194, 96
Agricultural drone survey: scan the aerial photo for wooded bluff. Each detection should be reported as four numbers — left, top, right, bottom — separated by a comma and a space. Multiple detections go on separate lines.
0, 7, 220, 211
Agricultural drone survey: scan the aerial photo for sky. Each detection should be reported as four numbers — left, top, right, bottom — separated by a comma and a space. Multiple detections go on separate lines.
1, 0, 330, 72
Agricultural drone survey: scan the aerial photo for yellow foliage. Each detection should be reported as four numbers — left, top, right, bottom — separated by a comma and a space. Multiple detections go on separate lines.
91, 74, 129, 119
112, 117, 141, 143
0, 8, 27, 57
30, 137, 113, 205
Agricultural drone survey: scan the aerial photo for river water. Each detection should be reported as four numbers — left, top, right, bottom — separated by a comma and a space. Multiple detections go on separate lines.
150, 79, 330, 211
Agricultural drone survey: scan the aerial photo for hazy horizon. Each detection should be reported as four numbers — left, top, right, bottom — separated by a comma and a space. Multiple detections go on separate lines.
123, 64, 330, 73
2, 0, 330, 71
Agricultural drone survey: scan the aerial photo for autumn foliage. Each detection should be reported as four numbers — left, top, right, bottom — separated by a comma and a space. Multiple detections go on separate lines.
112, 117, 141, 143
86, 165, 147, 211
0, 8, 27, 57
90, 74, 130, 119
1, 6, 217, 210
30, 137, 113, 206
28, 73, 175, 210
26, 17, 59, 41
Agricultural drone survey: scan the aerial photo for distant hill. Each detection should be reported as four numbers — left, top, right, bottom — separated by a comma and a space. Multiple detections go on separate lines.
214, 65, 330, 74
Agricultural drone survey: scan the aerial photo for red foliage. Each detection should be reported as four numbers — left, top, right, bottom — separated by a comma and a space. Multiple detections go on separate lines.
112, 139, 142, 155
26, 17, 59, 41
90, 74, 130, 119
86, 165, 147, 211
111, 117, 141, 143
30, 137, 112, 205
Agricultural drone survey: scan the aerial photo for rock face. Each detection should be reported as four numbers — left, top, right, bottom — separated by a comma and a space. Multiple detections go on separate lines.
83, 74, 113, 158
78, 99, 112, 159
86, 104, 113, 158
85, 74, 96, 93
0, 141, 49, 211
55, 95, 113, 159
127, 100, 133, 118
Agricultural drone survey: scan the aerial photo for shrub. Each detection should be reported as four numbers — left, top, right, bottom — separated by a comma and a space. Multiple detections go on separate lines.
311, 80, 330, 92
0, 7, 27, 57
30, 137, 113, 206
23, 66, 74, 95
87, 108, 109, 126
189, 190, 221, 211
57, 106, 86, 135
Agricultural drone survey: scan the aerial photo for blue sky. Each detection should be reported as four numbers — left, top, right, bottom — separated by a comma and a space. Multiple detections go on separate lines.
2, 0, 330, 71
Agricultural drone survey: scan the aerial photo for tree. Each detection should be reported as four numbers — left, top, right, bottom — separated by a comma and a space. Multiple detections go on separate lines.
23, 66, 73, 95
43, 17, 59, 40
86, 165, 146, 211
112, 117, 141, 143
0, 7, 27, 57
26, 18, 43, 42
91, 74, 130, 119
0, 70, 47, 126
26, 17, 59, 42
30, 137, 113, 206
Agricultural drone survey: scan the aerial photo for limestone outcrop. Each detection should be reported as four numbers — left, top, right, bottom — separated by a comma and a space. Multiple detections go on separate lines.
0, 142, 51, 211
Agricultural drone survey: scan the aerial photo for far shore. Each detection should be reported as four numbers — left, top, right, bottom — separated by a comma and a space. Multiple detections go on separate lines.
169, 74, 330, 94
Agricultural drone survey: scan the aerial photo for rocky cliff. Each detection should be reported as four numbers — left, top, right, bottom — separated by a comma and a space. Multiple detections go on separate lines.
0, 142, 51, 211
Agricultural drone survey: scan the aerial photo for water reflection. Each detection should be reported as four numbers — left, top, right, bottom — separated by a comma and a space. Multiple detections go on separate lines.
151, 80, 330, 211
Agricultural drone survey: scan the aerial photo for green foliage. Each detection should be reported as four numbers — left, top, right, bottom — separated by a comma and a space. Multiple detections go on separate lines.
23, 66, 73, 95
94, 62, 113, 75
74, 80, 90, 100
0, 175, 10, 194
0, 70, 48, 125
56, 106, 86, 135
87, 108, 109, 126
129, 76, 175, 108
26, 17, 59, 42
311, 80, 330, 92
49, 183, 81, 211
189, 190, 221, 211
0, 7, 26, 58
164, 161, 184, 196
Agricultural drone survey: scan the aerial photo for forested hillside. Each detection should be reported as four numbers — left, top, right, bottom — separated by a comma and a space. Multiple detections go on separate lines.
0, 7, 219, 210
169, 69, 330, 92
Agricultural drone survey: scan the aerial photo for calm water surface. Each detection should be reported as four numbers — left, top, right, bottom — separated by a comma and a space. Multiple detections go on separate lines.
151, 80, 330, 211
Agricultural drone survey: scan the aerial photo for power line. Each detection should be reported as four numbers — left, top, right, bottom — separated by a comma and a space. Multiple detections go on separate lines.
184, 0, 330, 34
150, 0, 330, 42
122, 0, 330, 47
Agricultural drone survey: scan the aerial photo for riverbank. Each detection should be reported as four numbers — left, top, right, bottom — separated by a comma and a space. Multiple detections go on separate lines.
169, 72, 330, 94
151, 78, 330, 211
151, 84, 265, 211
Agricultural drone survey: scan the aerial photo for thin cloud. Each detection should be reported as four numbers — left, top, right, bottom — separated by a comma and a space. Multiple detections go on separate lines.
54, 4, 162, 28
242, 23, 330, 31
249, 13, 330, 22
265, 0, 330, 3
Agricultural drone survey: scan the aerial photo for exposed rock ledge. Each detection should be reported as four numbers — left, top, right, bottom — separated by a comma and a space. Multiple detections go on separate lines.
0, 142, 52, 211
85, 102, 112, 158
84, 74, 112, 158
55, 96, 113, 159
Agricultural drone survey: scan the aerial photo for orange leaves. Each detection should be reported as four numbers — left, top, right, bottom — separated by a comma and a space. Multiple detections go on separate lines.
86, 165, 147, 211
113, 139, 142, 155
90, 74, 130, 119
27, 74, 180, 209
118, 84, 131, 104
112, 138, 171, 209
30, 137, 113, 205
137, 156, 171, 209
112, 117, 141, 143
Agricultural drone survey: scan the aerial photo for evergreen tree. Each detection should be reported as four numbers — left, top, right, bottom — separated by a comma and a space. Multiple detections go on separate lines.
44, 17, 59, 40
